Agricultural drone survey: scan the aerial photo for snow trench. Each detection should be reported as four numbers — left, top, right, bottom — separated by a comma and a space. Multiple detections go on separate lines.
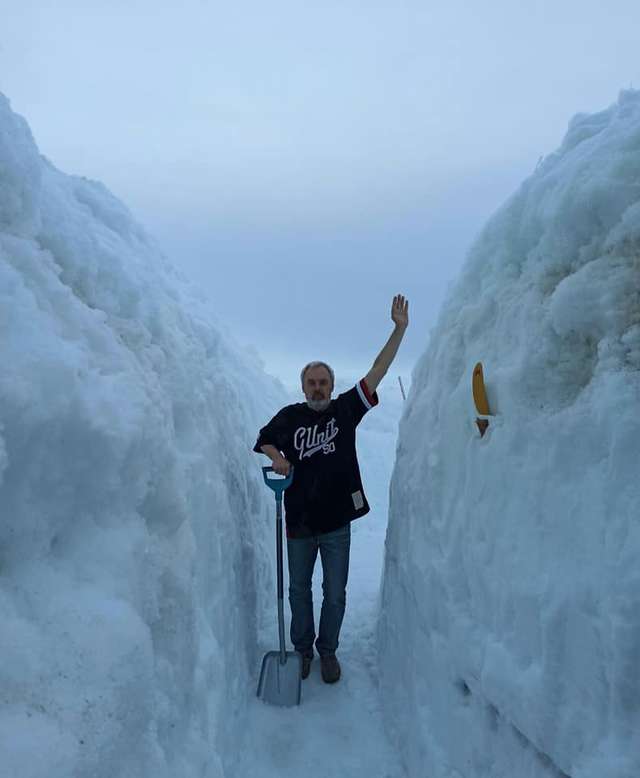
2, 87, 639, 778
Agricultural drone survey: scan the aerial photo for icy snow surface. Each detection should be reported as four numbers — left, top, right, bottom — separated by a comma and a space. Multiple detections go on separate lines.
379, 90, 640, 778
0, 92, 285, 777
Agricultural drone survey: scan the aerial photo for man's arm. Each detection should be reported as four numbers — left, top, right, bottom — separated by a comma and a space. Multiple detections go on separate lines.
260, 444, 282, 461
364, 294, 409, 395
260, 444, 291, 475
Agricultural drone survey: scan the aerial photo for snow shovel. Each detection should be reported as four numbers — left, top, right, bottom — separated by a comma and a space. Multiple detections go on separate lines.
257, 465, 302, 707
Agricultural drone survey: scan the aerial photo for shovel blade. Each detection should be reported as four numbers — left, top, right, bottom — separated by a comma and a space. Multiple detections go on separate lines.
257, 650, 302, 707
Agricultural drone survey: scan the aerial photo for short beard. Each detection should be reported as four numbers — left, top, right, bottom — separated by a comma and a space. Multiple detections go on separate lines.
306, 398, 331, 412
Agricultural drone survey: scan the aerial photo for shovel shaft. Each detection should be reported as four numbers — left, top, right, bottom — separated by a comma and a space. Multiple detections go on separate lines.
276, 498, 287, 663
257, 467, 301, 707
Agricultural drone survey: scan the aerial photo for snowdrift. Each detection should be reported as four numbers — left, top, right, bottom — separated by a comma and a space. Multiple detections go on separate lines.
0, 93, 284, 777
380, 91, 640, 778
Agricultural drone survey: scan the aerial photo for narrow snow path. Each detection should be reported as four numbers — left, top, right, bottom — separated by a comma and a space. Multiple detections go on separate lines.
235, 512, 407, 778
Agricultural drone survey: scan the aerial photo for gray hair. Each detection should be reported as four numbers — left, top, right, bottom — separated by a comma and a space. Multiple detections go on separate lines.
300, 361, 335, 389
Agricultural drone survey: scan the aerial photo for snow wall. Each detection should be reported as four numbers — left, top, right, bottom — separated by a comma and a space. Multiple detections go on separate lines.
0, 93, 284, 777
380, 90, 640, 778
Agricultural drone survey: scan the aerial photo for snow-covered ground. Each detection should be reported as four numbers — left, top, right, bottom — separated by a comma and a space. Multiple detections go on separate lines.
379, 90, 640, 778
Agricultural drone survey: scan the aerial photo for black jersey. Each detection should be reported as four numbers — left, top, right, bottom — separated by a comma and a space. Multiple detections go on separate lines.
253, 379, 379, 538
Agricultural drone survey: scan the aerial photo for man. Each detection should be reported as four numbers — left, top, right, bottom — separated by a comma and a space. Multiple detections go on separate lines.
253, 294, 409, 683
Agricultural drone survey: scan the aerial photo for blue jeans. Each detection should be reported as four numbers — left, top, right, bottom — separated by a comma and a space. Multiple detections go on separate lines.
287, 523, 351, 657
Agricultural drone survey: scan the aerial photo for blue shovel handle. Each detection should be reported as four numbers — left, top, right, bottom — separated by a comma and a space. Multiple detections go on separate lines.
262, 465, 294, 498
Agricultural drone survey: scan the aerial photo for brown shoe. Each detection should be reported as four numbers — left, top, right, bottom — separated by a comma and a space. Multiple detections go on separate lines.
320, 654, 341, 684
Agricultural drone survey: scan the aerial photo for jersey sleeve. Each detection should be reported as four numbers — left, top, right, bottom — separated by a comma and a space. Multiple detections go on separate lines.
253, 407, 291, 454
336, 378, 379, 427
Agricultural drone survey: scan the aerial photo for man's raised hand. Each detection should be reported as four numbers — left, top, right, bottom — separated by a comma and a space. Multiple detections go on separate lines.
391, 294, 409, 329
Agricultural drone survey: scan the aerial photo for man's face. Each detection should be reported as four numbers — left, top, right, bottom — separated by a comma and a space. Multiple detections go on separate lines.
303, 366, 333, 406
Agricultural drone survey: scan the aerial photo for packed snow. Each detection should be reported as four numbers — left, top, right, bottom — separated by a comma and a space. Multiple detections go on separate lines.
379, 90, 640, 778
2, 85, 638, 778
0, 92, 284, 777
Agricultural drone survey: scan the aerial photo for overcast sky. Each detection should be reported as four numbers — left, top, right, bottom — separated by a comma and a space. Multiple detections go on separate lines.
2, 0, 639, 391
